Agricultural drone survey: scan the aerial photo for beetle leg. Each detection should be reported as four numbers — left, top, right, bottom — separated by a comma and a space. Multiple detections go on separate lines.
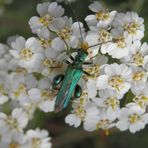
83, 62, 93, 65
65, 60, 71, 65
58, 36, 70, 55
69, 55, 74, 61
83, 70, 91, 76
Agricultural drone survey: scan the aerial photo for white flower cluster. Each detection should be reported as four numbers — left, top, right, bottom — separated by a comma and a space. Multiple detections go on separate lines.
0, 108, 51, 147
0, 2, 148, 145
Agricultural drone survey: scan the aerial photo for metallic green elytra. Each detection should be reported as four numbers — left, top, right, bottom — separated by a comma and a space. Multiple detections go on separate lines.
74, 85, 82, 98
54, 49, 88, 112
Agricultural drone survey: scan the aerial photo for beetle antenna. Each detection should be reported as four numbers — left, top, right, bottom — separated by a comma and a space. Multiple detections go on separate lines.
66, 0, 84, 43
86, 40, 112, 49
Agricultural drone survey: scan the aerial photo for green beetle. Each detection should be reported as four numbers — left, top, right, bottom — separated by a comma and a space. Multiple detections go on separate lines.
53, 47, 89, 112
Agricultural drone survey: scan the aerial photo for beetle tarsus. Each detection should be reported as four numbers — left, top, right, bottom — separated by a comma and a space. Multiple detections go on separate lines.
65, 60, 71, 64
83, 70, 91, 76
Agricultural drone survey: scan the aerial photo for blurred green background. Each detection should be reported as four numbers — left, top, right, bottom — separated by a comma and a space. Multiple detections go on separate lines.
1, 0, 148, 148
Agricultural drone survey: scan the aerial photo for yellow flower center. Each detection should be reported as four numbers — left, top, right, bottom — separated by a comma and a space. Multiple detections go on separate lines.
79, 93, 88, 104
32, 138, 42, 148
73, 95, 88, 120
20, 48, 33, 61
132, 71, 145, 81
83, 64, 100, 80
39, 14, 53, 27
113, 36, 126, 48
124, 21, 139, 35
105, 97, 119, 110
96, 10, 110, 21
58, 26, 71, 40
99, 29, 111, 42
9, 143, 20, 148
74, 105, 86, 120
14, 84, 26, 98
41, 90, 57, 101
133, 95, 148, 108
132, 52, 144, 66
129, 113, 140, 124
6, 116, 21, 132
15, 68, 27, 74
40, 38, 52, 48
42, 59, 63, 68
96, 119, 109, 130
109, 75, 124, 91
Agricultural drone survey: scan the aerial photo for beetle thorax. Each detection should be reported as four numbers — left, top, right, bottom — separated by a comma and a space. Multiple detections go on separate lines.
74, 49, 87, 67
